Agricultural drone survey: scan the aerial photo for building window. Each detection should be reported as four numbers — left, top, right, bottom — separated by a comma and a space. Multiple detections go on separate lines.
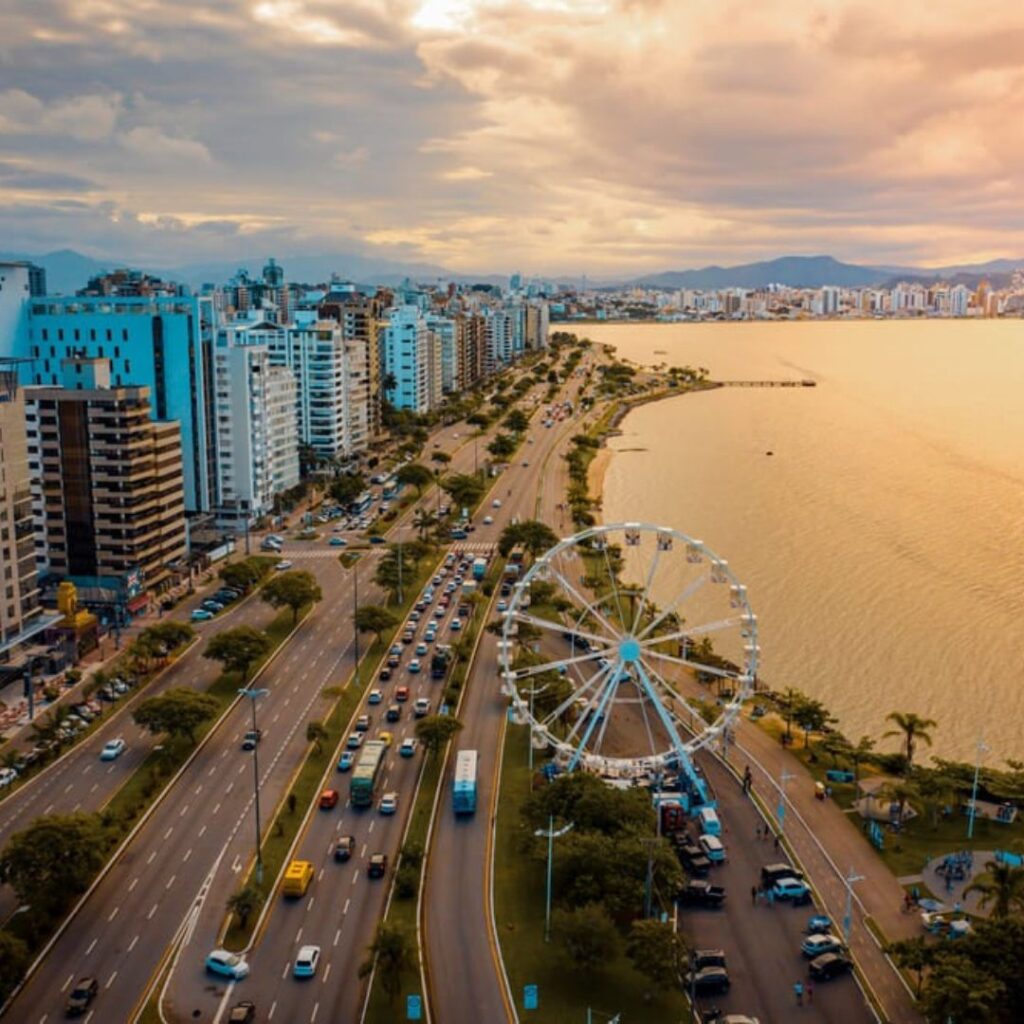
41, 329, 48, 341
74, 329, 80, 341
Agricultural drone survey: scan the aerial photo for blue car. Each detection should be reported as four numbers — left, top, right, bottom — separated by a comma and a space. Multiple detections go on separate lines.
337, 751, 356, 772
369, 535, 386, 545
807, 914, 832, 934
329, 536, 347, 547
191, 609, 213, 622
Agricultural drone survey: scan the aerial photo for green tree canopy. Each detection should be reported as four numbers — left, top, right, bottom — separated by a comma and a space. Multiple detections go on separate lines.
626, 919, 687, 991
227, 883, 262, 929
306, 720, 329, 753
0, 813, 107, 915
0, 931, 29, 1002
219, 556, 275, 592
503, 408, 530, 434
499, 520, 559, 558
204, 625, 272, 681
430, 450, 452, 466
414, 714, 464, 757
965, 860, 1024, 919
441, 473, 485, 510
354, 605, 399, 645
884, 711, 938, 773
396, 462, 434, 496
133, 687, 221, 744
261, 569, 323, 624
358, 922, 415, 1005
329, 472, 366, 507
552, 903, 619, 971
487, 433, 518, 459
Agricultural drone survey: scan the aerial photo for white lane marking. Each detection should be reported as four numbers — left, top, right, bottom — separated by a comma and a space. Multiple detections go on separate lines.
107, 906, 119, 922
107, 765, 115, 774
281, 962, 289, 980
361, 844, 367, 858
208, 765, 217, 777
343, 898, 350, 914
269, 1002, 277, 1020
84, 1012, 94, 1024
351, 872, 359, 885
163, 827, 173, 840
61, 974, 74, 992
146, 850, 156, 865
147, 903, 158, 920
64, 782, 73, 793
43, 803, 54, 815
195, 784, 203, 795
183, 847, 192, 862
213, 981, 236, 1023
311, 1003, 319, 1023
179, 803, 190, 816
225, 782, 234, 794
295, 928, 303, 945
307, 896, 315, 911
213, 802, 221, 814
128, 934, 139, 952
368, 820, 374, 833
199, 824, 207, 837
104, 971, 117, 989
317, 868, 324, 882
90, 783, 98, 793
322, 962, 331, 984
333, 928, 342, 946
128, 877, 138, 892
85, 938, 97, 955
165, 874, 176, 890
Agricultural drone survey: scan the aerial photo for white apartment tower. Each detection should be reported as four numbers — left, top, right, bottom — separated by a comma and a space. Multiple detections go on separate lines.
382, 306, 435, 413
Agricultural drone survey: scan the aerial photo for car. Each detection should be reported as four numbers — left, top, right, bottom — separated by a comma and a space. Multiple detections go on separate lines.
65, 976, 99, 1016
450, 618, 463, 631
241, 729, 261, 751
355, 714, 371, 732
522, 460, 530, 467
408, 658, 422, 674
386, 704, 402, 723
761, 863, 804, 887
0, 768, 17, 789
415, 642, 428, 656
293, 945, 321, 978
329, 536, 347, 546
492, 498, 502, 508
334, 835, 355, 862
337, 751, 356, 772
386, 654, 400, 668
100, 738, 126, 761
400, 738, 417, 758
379, 731, 394, 747
433, 606, 445, 619
379, 791, 398, 814
807, 914, 833, 933
191, 609, 214, 622
319, 789, 339, 810
409, 610, 421, 623
369, 535, 386, 544
808, 952, 853, 981
496, 600, 508, 613
423, 631, 436, 644
401, 630, 415, 644
368, 853, 388, 879
686, 966, 730, 994
802, 933, 844, 958
772, 876, 812, 903
227, 1002, 256, 1024
414, 697, 430, 717
368, 688, 384, 705
275, 560, 293, 571
206, 949, 250, 980
698, 834, 726, 862
677, 880, 726, 907
380, 664, 395, 680
395, 686, 410, 702
202, 600, 224, 612
346, 732, 364, 750
693, 949, 727, 970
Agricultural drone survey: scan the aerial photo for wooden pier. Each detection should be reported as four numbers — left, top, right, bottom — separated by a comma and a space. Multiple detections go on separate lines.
715, 379, 817, 388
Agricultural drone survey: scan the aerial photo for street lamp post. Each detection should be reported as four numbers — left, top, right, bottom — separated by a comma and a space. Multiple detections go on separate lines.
238, 687, 270, 885
776, 769, 795, 836
534, 815, 574, 941
967, 735, 990, 840
352, 558, 360, 668
521, 681, 551, 775
843, 866, 865, 946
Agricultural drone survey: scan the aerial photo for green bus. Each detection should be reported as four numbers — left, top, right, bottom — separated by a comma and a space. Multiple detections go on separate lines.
350, 740, 387, 808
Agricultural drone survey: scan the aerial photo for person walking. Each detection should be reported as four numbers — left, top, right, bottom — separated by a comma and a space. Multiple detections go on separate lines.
751, 885, 758, 906
774, 832, 781, 851
794, 980, 804, 1006
806, 979, 814, 1004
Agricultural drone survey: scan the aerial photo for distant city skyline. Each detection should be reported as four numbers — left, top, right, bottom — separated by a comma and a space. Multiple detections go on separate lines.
4, 1, 1024, 272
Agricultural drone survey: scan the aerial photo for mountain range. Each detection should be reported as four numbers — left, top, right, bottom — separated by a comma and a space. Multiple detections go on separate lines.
2, 249, 1022, 296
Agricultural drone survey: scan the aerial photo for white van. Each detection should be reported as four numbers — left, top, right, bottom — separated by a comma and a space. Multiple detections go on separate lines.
698, 806, 722, 836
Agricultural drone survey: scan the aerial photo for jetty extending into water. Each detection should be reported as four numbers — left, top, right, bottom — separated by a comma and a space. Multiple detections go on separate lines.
715, 379, 817, 387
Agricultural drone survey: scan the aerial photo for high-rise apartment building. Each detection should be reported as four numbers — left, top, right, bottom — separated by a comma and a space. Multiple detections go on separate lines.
0, 262, 44, 357
0, 363, 44, 649
25, 358, 186, 596
427, 315, 458, 394
381, 305, 437, 413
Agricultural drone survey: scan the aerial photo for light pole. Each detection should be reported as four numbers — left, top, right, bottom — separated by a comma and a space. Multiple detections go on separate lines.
534, 815, 574, 941
352, 557, 360, 669
967, 735, 990, 839
22, 654, 49, 722
521, 681, 551, 774
776, 769, 795, 836
238, 687, 269, 885
843, 866, 865, 946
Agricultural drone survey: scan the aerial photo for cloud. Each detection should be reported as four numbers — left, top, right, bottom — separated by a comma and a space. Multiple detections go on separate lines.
0, 89, 121, 141
118, 126, 214, 165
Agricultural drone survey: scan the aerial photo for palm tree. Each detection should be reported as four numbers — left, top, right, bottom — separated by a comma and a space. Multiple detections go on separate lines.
849, 735, 876, 782
884, 711, 937, 774
964, 859, 1024, 918
305, 721, 329, 754
881, 778, 919, 826
413, 508, 437, 542
226, 883, 262, 929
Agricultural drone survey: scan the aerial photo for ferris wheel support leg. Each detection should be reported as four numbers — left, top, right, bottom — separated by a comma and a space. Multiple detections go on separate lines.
568, 659, 623, 773
634, 662, 708, 806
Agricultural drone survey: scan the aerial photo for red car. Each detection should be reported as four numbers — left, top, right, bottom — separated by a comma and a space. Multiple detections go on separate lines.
395, 686, 410, 702
319, 789, 339, 810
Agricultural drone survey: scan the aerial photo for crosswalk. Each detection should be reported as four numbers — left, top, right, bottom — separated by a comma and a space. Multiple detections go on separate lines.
448, 542, 496, 556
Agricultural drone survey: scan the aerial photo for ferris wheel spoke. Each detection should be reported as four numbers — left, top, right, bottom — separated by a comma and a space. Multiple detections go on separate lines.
639, 616, 745, 650
568, 659, 623, 771
510, 648, 609, 681
511, 610, 611, 651
636, 681, 658, 758
633, 661, 692, 763
562, 659, 618, 743
636, 573, 708, 641
641, 656, 715, 726
643, 648, 740, 680
542, 658, 616, 729
630, 540, 664, 634
545, 562, 623, 640
601, 544, 628, 634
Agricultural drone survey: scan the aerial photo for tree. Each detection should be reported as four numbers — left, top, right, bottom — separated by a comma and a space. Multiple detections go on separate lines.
0, 931, 29, 1001
920, 957, 1005, 1023
306, 720, 329, 754
884, 711, 938, 773
849, 734, 876, 781
881, 778, 919, 826
625, 919, 687, 991
358, 922, 415, 1005
219, 557, 274, 593
413, 508, 438, 541
887, 937, 933, 997
965, 859, 1024, 919
499, 520, 559, 558
430, 450, 452, 467
261, 570, 323, 624
329, 472, 366, 507
0, 813, 107, 914
816, 732, 851, 767
133, 687, 221, 744
204, 626, 272, 682
504, 408, 530, 433
354, 605, 399, 645
441, 473, 485, 510
414, 715, 464, 757
374, 549, 407, 599
552, 903, 619, 971
487, 433, 518, 459
794, 697, 835, 750
396, 462, 433, 496
466, 411, 490, 428
227, 883, 262, 929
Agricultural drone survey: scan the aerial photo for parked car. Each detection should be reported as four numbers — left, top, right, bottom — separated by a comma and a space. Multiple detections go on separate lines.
0, 768, 17, 789
329, 537, 347, 547
693, 949, 727, 970
808, 952, 853, 981
191, 609, 213, 622
686, 966, 730, 994
677, 880, 726, 907
65, 977, 99, 1017
100, 738, 126, 761
205, 949, 250, 980
762, 863, 804, 888
293, 945, 321, 978
698, 834, 726, 863
202, 600, 224, 613
274, 560, 293, 571
772, 877, 812, 903
802, 934, 844, 959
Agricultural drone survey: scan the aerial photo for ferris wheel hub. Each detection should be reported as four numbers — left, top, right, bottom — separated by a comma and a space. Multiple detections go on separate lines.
618, 637, 641, 663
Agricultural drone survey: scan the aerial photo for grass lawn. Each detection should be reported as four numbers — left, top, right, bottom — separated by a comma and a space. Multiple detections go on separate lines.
494, 724, 690, 1023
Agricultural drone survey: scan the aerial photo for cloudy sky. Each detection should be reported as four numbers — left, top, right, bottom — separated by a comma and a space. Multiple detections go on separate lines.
2, 0, 1024, 274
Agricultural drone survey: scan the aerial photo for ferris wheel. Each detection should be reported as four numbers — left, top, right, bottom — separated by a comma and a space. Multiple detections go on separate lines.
499, 523, 759, 788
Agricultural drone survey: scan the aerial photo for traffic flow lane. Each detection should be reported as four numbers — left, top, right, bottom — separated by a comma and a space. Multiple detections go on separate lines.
4, 561, 355, 1024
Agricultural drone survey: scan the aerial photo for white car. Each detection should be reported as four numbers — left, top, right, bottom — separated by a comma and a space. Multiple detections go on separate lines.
379, 791, 398, 815
483, 515, 494, 525
492, 499, 502, 509
0, 768, 17, 789
275, 560, 293, 571
293, 944, 321, 978
205, 949, 250, 980
100, 737, 126, 761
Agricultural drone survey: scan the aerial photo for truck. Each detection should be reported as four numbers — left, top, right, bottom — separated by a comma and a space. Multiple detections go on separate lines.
431, 646, 452, 680
677, 879, 727, 908
452, 749, 478, 815
282, 860, 314, 897
472, 557, 487, 581
350, 740, 387, 808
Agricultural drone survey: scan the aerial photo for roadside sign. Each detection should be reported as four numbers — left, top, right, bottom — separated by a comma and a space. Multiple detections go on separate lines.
524, 984, 538, 1011
407, 994, 422, 1020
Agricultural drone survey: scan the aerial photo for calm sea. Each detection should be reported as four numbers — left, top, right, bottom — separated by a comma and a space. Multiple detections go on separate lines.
587, 320, 1024, 761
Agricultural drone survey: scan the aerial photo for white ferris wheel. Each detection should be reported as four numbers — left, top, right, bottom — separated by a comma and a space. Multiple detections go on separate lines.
499, 523, 758, 790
